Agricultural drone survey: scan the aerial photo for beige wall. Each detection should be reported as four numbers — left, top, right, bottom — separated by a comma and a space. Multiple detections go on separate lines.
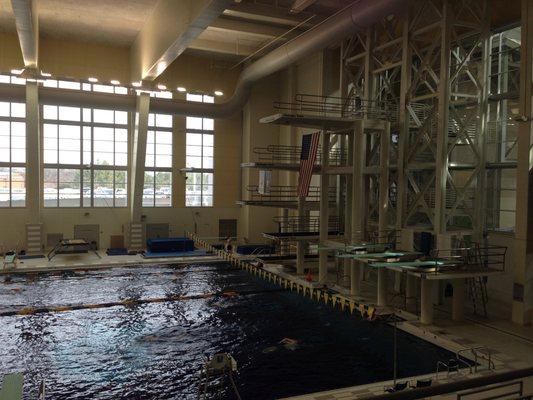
0, 34, 245, 250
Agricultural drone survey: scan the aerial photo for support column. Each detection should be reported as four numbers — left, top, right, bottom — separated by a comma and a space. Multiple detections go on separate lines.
318, 132, 330, 284
25, 81, 40, 224
296, 197, 306, 275
512, 0, 533, 325
344, 134, 354, 286
420, 278, 435, 325
401, 228, 417, 311
25, 81, 42, 255
129, 92, 150, 250
351, 121, 365, 295
434, 0, 451, 235
377, 122, 391, 307
452, 278, 465, 322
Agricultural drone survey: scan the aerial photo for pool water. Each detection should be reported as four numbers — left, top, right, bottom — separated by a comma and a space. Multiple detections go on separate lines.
0, 264, 453, 399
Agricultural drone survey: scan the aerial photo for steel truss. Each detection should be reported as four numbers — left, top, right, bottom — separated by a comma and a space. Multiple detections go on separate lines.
342, 0, 491, 236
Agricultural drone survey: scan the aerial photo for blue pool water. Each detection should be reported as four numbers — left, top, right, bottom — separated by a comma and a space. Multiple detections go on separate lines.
0, 264, 453, 399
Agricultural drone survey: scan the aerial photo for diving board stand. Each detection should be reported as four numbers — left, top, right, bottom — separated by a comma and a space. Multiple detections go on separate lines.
47, 239, 102, 261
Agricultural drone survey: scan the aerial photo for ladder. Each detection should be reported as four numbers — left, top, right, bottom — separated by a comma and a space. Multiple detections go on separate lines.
467, 243, 488, 317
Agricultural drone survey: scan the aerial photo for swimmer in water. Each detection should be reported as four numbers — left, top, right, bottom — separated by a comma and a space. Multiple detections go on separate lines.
279, 337, 299, 351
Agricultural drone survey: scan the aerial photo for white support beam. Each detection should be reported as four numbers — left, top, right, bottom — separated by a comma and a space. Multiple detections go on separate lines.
290, 0, 318, 14
130, 93, 150, 222
513, 0, 533, 325
319, 132, 330, 284
188, 37, 258, 57
131, 0, 233, 82
209, 16, 296, 40
25, 80, 40, 223
224, 3, 314, 27
11, 0, 38, 69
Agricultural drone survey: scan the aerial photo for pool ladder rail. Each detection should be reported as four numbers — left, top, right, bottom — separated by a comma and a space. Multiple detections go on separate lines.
436, 346, 495, 379
197, 353, 241, 400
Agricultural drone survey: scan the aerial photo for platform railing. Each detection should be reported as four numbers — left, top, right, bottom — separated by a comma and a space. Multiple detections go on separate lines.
253, 144, 346, 165
430, 243, 507, 272
272, 215, 341, 233
245, 185, 337, 203
273, 94, 399, 122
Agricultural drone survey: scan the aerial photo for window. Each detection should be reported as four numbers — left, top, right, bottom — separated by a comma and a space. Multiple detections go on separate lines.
143, 90, 173, 207
185, 94, 214, 207
0, 98, 26, 207
42, 82, 128, 207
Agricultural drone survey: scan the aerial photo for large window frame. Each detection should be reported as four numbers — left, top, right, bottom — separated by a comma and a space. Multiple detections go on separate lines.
42, 80, 129, 208
142, 90, 173, 208
185, 94, 214, 207
0, 75, 26, 208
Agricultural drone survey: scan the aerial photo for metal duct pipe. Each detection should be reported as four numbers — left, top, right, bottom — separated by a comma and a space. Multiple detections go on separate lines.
0, 0, 405, 118
152, 0, 406, 118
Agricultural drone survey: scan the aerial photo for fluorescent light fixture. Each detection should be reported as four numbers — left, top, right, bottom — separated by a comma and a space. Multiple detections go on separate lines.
110, 80, 120, 85
214, 90, 224, 96
10, 69, 23, 75
132, 81, 142, 87
177, 86, 187, 93
40, 71, 52, 77
157, 84, 167, 90
88, 77, 98, 83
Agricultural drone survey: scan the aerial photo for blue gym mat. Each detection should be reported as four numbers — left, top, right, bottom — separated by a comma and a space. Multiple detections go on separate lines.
141, 249, 208, 259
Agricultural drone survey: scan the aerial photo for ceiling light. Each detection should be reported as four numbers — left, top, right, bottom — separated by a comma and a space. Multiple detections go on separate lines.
110, 80, 120, 85
132, 81, 142, 87
177, 86, 187, 93
157, 84, 167, 90
40, 71, 51, 77
214, 90, 224, 96
10, 69, 23, 75
88, 77, 98, 83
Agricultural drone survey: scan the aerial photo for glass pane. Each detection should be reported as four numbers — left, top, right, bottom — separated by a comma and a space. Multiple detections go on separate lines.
187, 133, 202, 145
155, 172, 172, 207
94, 109, 114, 124
186, 93, 203, 102
115, 111, 128, 125
186, 117, 202, 130
203, 118, 214, 131
83, 169, 92, 207
0, 102, 9, 117
0, 167, 10, 207
43, 105, 58, 120
157, 114, 173, 128
11, 167, 25, 207
58, 169, 81, 207
203, 134, 214, 147
43, 168, 58, 207
115, 170, 127, 207
142, 171, 155, 207
11, 103, 25, 118
58, 106, 81, 121
58, 125, 81, 164
93, 169, 114, 207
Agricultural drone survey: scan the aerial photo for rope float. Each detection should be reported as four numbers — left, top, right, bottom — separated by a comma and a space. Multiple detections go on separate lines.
0, 288, 285, 317
187, 232, 379, 322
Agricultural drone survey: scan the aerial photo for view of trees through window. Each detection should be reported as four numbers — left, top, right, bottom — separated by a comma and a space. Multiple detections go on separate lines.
186, 94, 214, 207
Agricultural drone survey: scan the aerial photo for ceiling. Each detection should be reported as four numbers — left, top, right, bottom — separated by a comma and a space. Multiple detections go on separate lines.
0, 0, 348, 56
0, 0, 158, 46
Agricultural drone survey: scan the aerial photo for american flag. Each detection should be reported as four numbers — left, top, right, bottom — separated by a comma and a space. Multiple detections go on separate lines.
297, 132, 320, 197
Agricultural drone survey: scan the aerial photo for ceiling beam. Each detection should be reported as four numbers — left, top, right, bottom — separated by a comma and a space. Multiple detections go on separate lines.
224, 2, 315, 27
188, 37, 257, 57
290, 0, 318, 14
209, 16, 297, 40
131, 0, 233, 82
10, 0, 39, 69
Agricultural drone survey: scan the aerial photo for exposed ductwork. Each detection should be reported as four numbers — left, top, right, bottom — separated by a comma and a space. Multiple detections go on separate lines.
0, 0, 406, 118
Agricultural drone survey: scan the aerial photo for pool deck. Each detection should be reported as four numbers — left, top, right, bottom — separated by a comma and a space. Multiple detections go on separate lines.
0, 251, 223, 274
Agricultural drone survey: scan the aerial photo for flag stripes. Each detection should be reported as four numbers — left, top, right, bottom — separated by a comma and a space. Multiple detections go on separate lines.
297, 132, 320, 197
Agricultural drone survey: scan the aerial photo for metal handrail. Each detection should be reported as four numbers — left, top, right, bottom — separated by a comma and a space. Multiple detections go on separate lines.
245, 185, 337, 202
457, 346, 495, 372
253, 144, 346, 165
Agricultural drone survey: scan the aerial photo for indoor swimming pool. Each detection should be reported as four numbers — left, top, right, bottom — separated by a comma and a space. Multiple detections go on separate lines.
0, 263, 455, 399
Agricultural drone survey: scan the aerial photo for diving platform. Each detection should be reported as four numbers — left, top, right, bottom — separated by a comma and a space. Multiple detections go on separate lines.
262, 231, 343, 242
236, 199, 325, 210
